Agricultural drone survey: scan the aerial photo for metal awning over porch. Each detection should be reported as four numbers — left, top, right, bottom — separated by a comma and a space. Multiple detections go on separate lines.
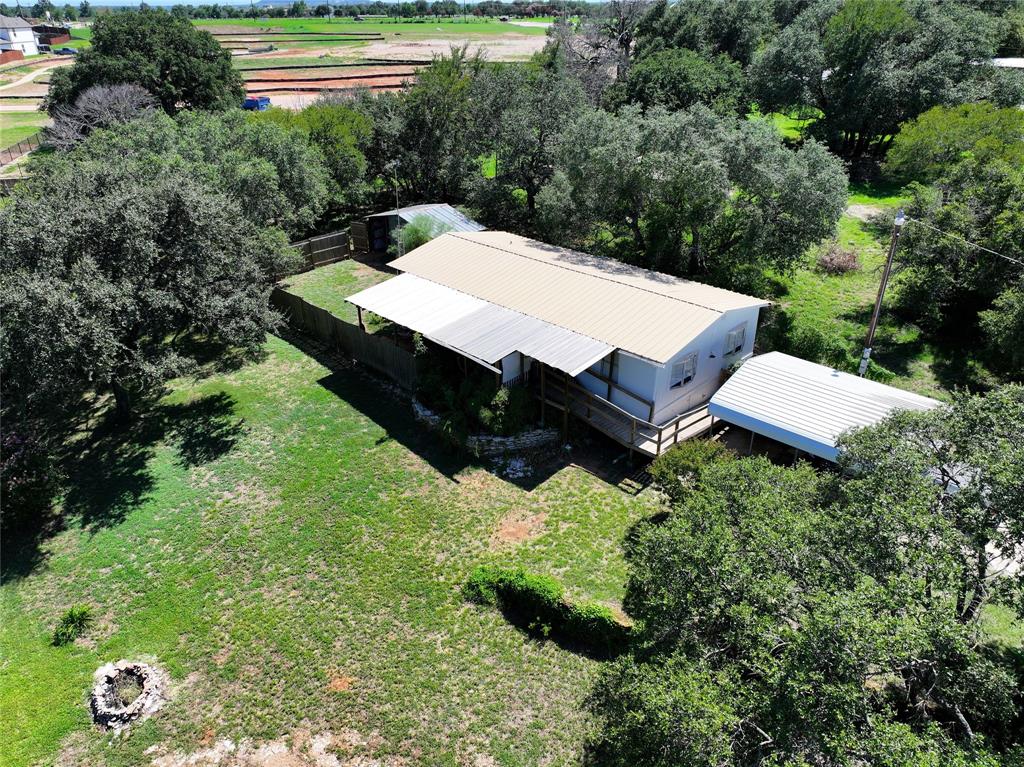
347, 273, 613, 377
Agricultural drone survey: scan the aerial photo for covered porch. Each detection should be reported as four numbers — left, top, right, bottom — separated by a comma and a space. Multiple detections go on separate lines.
346, 273, 716, 459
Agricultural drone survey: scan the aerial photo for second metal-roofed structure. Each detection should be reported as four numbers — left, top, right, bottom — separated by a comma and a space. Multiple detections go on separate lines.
708, 352, 942, 462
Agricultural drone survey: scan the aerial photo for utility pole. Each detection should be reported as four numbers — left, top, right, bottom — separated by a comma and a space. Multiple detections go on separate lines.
858, 208, 905, 377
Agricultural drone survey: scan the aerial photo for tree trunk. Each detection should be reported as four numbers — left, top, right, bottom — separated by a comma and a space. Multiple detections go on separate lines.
111, 380, 133, 422
687, 226, 702, 275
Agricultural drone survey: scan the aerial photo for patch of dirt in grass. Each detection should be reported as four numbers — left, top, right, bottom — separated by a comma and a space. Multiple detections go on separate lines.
326, 674, 356, 692
491, 509, 548, 547
147, 729, 402, 767
845, 203, 883, 221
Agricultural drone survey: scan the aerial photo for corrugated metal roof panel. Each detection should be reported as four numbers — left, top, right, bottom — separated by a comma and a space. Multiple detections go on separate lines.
346, 273, 486, 335
346, 274, 612, 376
367, 204, 485, 233
708, 352, 941, 461
388, 231, 768, 363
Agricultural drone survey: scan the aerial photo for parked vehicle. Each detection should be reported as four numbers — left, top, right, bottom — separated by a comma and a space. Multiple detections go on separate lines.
54, 47, 77, 55
242, 96, 271, 112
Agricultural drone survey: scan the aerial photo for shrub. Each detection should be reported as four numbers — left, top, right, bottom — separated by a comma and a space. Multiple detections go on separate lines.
648, 440, 734, 503
817, 242, 860, 275
52, 605, 93, 646
465, 565, 630, 652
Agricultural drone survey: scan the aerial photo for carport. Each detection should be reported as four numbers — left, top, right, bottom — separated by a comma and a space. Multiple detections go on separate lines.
708, 352, 941, 462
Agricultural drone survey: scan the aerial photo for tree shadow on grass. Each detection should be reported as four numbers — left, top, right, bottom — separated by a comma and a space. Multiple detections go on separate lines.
490, 601, 632, 661
316, 369, 475, 481
2, 392, 242, 582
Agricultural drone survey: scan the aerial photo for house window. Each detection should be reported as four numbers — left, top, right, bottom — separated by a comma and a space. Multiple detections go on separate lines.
725, 325, 746, 356
670, 353, 697, 389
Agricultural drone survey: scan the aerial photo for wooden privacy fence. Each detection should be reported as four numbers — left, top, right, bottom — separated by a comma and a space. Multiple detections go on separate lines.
288, 230, 351, 274
271, 287, 417, 391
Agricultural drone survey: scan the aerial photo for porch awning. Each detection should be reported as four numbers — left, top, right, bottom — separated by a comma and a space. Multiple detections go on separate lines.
347, 274, 612, 377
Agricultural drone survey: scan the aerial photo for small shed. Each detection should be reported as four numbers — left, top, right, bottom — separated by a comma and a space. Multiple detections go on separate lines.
363, 204, 484, 254
708, 352, 941, 462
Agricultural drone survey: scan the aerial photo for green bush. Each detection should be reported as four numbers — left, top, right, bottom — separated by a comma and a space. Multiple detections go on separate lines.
52, 605, 93, 646
465, 565, 629, 652
648, 439, 734, 503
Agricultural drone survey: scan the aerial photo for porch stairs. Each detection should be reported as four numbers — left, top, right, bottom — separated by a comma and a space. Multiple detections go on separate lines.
536, 367, 715, 458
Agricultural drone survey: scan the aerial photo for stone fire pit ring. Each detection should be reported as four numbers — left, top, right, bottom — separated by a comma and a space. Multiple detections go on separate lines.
90, 660, 168, 730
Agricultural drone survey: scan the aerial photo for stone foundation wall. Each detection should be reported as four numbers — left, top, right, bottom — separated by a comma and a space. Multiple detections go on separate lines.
412, 400, 559, 456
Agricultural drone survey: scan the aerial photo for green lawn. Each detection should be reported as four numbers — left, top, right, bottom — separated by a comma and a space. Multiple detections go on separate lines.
279, 259, 393, 325
1, 331, 656, 767
196, 16, 549, 38
0, 111, 49, 151
775, 177, 1001, 400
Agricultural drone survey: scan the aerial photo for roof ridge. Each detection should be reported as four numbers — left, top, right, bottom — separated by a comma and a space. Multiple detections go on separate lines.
447, 232, 729, 315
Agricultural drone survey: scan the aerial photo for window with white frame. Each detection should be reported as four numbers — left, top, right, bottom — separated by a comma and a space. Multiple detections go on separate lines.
724, 325, 746, 356
669, 352, 697, 389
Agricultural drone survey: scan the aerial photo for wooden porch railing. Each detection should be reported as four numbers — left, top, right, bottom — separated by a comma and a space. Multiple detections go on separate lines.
537, 365, 716, 457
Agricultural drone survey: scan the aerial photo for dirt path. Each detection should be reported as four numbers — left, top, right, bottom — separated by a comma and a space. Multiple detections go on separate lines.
0, 60, 70, 93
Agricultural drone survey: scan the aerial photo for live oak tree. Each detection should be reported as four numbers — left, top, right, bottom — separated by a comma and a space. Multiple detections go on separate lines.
614, 47, 745, 116
884, 103, 1024, 185
635, 0, 775, 67
467, 64, 585, 231
537, 105, 846, 290
588, 387, 1024, 766
46, 9, 244, 115
749, 0, 1019, 159
0, 111, 326, 423
355, 47, 484, 203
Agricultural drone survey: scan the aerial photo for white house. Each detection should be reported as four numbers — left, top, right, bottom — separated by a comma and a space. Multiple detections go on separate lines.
347, 231, 769, 456
0, 15, 39, 56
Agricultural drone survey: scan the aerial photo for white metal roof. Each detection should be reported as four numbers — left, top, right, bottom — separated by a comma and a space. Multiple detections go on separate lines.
347, 273, 612, 376
708, 352, 942, 461
367, 204, 485, 233
388, 231, 769, 363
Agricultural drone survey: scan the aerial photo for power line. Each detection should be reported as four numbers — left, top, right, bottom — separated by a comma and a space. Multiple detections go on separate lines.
904, 217, 1024, 269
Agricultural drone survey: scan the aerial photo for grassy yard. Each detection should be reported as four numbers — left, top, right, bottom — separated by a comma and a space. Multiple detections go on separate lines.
0, 111, 49, 151
279, 260, 393, 325
196, 17, 550, 38
1, 331, 657, 767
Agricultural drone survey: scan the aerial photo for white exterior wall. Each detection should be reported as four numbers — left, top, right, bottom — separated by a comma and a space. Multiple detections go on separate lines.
650, 306, 762, 424
500, 351, 521, 384
572, 306, 763, 425
0, 28, 39, 55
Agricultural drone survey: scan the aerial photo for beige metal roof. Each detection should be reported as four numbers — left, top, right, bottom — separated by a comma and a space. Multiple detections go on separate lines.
388, 231, 769, 363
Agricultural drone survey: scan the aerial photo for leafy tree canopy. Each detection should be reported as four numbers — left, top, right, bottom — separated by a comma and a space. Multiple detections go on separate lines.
589, 386, 1024, 766
0, 110, 327, 424
614, 47, 745, 116
46, 9, 244, 115
750, 0, 1018, 158
255, 98, 372, 220
538, 105, 847, 291
467, 63, 585, 231
355, 47, 484, 203
885, 103, 1024, 185
635, 0, 775, 67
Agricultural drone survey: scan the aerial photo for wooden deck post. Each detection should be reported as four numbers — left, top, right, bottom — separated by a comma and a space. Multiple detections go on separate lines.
357, 306, 365, 332
562, 372, 569, 440
540, 365, 546, 426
